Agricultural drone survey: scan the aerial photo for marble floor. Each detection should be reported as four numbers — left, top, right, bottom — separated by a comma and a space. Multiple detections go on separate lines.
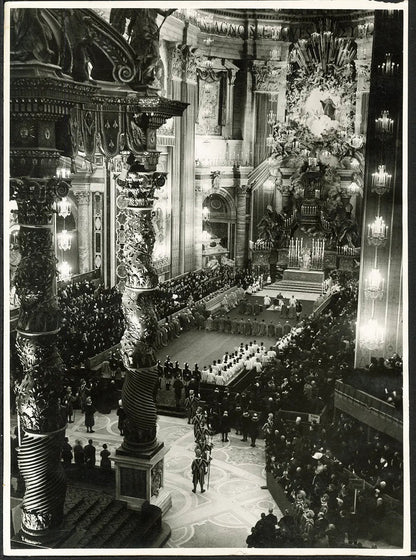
51, 411, 279, 549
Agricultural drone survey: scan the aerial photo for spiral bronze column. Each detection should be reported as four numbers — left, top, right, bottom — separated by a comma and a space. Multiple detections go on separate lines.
11, 177, 70, 543
116, 157, 167, 454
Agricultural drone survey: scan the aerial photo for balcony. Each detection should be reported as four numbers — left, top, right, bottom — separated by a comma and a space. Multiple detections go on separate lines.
334, 379, 402, 442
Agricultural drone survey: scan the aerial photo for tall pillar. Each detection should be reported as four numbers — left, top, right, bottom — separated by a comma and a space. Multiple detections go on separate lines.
235, 184, 251, 268
74, 190, 91, 274
11, 173, 69, 543
112, 96, 187, 514
194, 184, 203, 269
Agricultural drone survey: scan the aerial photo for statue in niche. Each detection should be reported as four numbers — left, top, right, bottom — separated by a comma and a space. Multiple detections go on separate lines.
110, 8, 175, 86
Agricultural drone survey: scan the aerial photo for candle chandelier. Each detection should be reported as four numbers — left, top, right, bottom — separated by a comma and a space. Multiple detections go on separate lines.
375, 110, 394, 137
360, 319, 385, 350
368, 216, 388, 247
371, 165, 392, 196
58, 261, 72, 281
57, 197, 71, 218
377, 52, 399, 76
57, 229, 72, 252
364, 268, 384, 300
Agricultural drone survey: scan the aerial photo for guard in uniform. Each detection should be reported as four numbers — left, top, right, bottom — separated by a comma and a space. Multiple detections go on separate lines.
191, 448, 209, 493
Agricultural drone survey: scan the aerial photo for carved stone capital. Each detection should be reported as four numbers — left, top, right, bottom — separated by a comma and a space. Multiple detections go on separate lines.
252, 60, 286, 92
74, 191, 91, 205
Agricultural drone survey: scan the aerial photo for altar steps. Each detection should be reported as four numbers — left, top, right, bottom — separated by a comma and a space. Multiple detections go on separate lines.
268, 280, 323, 294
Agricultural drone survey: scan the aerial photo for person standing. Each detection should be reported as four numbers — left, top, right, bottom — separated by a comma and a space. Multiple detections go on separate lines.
73, 439, 85, 467
84, 439, 96, 469
100, 443, 111, 470
117, 399, 126, 436
296, 299, 303, 321
64, 387, 77, 423
173, 375, 184, 411
61, 437, 73, 466
220, 410, 230, 442
191, 448, 209, 494
241, 410, 250, 442
185, 389, 200, 424
249, 413, 260, 447
84, 396, 96, 433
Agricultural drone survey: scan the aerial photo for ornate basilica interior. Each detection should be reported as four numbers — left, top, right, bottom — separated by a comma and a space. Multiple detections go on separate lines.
6, 6, 405, 553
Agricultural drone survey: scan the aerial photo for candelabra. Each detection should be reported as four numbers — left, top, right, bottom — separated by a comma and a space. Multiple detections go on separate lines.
375, 110, 394, 137
360, 319, 385, 350
371, 165, 392, 196
311, 238, 325, 270
368, 216, 389, 247
364, 268, 385, 300
377, 52, 399, 76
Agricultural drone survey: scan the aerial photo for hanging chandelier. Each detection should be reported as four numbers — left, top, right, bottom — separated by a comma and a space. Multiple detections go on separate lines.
58, 261, 72, 281
364, 268, 384, 300
375, 110, 394, 136
368, 216, 388, 247
360, 319, 385, 350
57, 197, 72, 218
57, 229, 72, 252
371, 165, 392, 196
377, 52, 399, 76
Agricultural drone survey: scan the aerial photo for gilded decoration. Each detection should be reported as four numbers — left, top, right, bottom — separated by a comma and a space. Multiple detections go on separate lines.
256, 20, 364, 250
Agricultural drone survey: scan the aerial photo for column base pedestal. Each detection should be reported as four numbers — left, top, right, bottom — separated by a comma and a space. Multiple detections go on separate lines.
113, 443, 171, 516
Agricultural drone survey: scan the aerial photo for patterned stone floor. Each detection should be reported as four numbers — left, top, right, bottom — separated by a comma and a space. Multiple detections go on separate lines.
61, 411, 279, 549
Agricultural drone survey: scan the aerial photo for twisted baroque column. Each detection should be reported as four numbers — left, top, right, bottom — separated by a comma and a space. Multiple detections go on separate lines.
117, 162, 167, 454
11, 177, 69, 543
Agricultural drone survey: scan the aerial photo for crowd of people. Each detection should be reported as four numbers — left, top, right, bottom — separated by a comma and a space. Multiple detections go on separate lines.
57, 282, 124, 368
238, 271, 403, 547
61, 437, 112, 472
153, 265, 236, 319
253, 411, 402, 547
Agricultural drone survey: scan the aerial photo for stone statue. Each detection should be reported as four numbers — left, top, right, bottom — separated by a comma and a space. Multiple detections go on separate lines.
10, 9, 54, 63
110, 8, 175, 86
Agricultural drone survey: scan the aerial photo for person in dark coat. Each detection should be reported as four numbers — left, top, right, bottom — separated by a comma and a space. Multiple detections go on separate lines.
265, 507, 278, 528
84, 397, 96, 433
73, 439, 85, 466
249, 412, 260, 447
84, 439, 96, 469
61, 437, 73, 466
220, 411, 231, 442
173, 376, 184, 411
241, 410, 250, 442
100, 443, 111, 470
64, 388, 77, 423
117, 399, 126, 436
